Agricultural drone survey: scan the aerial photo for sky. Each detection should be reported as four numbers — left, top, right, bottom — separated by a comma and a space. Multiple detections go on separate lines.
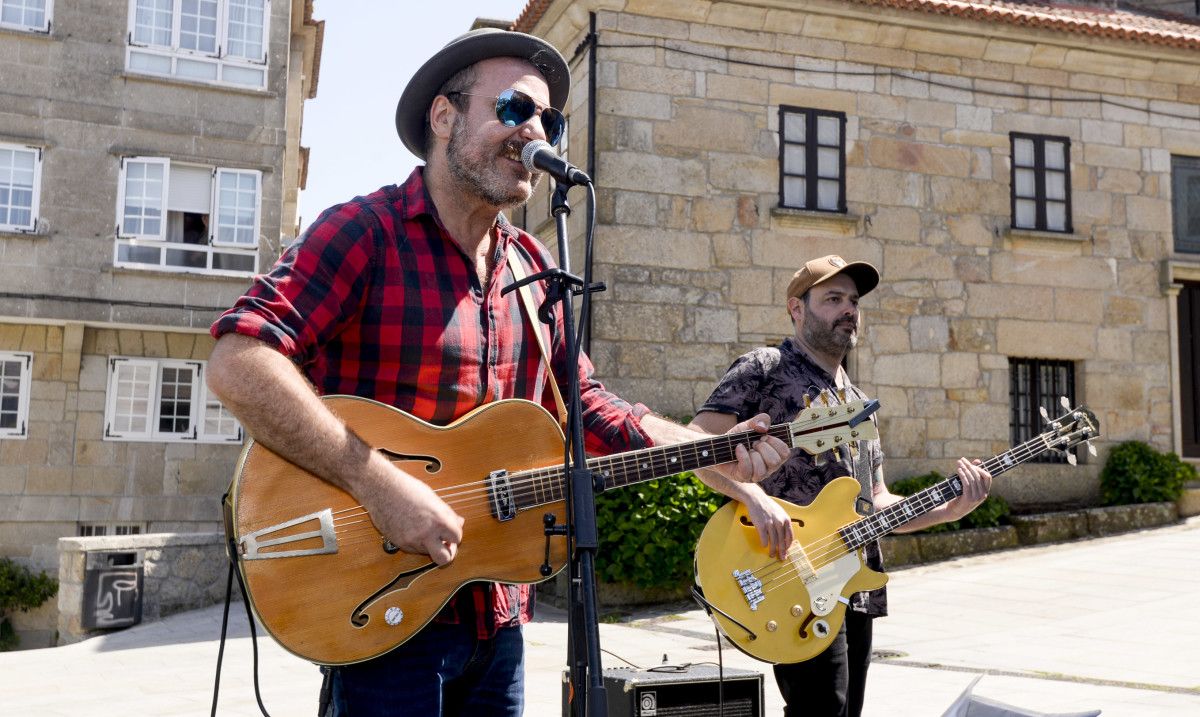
297, 1, 532, 230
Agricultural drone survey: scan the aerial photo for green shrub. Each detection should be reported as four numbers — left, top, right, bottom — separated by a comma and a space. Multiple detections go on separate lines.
0, 558, 58, 651
1100, 441, 1193, 506
889, 471, 1011, 533
594, 471, 722, 589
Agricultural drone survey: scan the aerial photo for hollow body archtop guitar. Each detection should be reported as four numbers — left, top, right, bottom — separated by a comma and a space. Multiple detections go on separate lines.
225, 394, 881, 665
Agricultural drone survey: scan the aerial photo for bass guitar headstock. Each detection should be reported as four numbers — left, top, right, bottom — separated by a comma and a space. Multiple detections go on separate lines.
1039, 397, 1100, 465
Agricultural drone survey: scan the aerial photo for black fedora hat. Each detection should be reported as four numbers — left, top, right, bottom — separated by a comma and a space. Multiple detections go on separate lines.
395, 28, 571, 160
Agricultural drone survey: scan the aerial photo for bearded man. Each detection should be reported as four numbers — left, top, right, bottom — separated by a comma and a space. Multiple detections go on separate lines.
205, 28, 787, 716
690, 255, 992, 717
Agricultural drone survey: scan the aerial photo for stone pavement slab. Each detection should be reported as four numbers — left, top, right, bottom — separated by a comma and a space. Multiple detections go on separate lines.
0, 517, 1196, 716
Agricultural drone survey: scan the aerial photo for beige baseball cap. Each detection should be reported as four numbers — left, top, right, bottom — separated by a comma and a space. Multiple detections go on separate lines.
786, 254, 879, 301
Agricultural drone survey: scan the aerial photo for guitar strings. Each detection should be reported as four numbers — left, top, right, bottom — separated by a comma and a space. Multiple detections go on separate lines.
309, 417, 1079, 563
741, 431, 1068, 599
320, 425, 800, 544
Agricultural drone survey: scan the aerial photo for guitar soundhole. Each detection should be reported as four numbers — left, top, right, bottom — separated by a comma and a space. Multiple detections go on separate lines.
739, 516, 805, 528
377, 447, 442, 474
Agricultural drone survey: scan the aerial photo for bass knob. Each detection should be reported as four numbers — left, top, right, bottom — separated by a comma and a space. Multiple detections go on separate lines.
812, 620, 830, 638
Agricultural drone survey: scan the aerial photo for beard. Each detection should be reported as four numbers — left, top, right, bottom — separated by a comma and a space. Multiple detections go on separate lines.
802, 312, 858, 354
445, 113, 543, 209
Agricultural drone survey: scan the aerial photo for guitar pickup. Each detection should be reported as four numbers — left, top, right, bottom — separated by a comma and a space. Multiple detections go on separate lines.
239, 509, 337, 560
487, 470, 516, 522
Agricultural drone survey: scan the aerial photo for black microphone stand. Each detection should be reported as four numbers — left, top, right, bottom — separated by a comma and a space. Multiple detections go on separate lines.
503, 179, 607, 716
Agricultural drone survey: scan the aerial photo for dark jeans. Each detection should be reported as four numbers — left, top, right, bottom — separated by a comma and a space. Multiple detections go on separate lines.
773, 611, 873, 717
324, 621, 525, 716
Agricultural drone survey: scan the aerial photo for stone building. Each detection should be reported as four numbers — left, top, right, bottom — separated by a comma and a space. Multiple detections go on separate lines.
0, 0, 321, 645
511, 0, 1200, 504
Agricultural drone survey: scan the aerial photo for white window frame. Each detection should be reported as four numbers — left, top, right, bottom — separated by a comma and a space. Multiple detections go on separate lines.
211, 168, 261, 248
0, 0, 52, 33
125, 0, 270, 90
0, 142, 42, 233
104, 356, 242, 444
116, 156, 169, 241
0, 351, 32, 440
115, 157, 260, 276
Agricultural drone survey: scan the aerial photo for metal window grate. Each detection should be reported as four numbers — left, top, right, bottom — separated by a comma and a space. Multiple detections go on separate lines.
1009, 357, 1076, 464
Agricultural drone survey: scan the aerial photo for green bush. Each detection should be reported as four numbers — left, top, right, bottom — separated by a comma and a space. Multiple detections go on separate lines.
1100, 440, 1193, 506
0, 558, 58, 651
889, 471, 1011, 533
594, 471, 722, 589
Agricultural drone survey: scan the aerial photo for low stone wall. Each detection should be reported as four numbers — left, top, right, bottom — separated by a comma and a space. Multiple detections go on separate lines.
882, 502, 1180, 568
57, 532, 235, 645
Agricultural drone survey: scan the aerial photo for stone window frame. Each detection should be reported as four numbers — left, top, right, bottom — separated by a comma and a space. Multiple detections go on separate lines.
0, 141, 42, 234
0, 350, 32, 440
115, 156, 261, 277
0, 0, 52, 33
1009, 357, 1077, 465
777, 106, 847, 214
1172, 154, 1200, 254
124, 0, 270, 91
1009, 132, 1073, 234
102, 356, 242, 444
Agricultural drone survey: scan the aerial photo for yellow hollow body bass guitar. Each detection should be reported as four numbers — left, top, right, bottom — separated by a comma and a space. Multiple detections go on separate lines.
694, 401, 1099, 665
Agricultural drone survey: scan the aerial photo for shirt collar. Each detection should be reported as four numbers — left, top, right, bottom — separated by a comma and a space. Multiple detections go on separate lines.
400, 166, 517, 249
780, 336, 839, 386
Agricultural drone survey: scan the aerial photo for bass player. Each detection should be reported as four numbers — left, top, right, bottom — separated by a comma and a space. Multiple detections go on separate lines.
690, 254, 992, 717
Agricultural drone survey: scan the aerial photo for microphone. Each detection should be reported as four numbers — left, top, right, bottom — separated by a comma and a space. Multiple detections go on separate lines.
521, 140, 591, 186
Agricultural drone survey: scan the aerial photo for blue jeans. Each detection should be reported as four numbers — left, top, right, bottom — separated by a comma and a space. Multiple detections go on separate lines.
326, 621, 525, 716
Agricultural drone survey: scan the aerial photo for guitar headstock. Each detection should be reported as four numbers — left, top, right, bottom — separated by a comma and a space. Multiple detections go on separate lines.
1039, 397, 1101, 465
788, 398, 881, 456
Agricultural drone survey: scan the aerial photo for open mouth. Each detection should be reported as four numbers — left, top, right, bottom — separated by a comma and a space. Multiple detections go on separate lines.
501, 141, 525, 165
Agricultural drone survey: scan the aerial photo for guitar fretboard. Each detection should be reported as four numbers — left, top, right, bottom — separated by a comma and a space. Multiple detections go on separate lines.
504, 424, 798, 511
837, 428, 1072, 551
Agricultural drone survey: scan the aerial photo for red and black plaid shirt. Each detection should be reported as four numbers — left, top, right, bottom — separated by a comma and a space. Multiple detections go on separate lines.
212, 167, 652, 638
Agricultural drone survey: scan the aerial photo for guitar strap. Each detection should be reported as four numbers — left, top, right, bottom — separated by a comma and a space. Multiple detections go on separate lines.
506, 246, 569, 430
832, 377, 875, 515
852, 438, 875, 515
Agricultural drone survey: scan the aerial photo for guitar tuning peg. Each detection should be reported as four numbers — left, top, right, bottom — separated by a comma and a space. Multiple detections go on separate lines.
837, 388, 847, 403
803, 394, 813, 408
1039, 406, 1050, 421
819, 391, 830, 406
1087, 442, 1097, 457
1066, 453, 1077, 466
1060, 396, 1071, 411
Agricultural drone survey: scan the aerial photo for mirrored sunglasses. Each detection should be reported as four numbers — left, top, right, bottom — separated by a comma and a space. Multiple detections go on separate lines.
448, 88, 566, 146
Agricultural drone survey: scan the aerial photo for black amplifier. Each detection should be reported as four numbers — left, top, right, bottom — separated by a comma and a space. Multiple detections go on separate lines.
562, 665, 764, 717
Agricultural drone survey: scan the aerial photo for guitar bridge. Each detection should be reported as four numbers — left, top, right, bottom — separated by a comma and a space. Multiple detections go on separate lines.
733, 568, 764, 611
239, 509, 338, 560
487, 470, 516, 522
